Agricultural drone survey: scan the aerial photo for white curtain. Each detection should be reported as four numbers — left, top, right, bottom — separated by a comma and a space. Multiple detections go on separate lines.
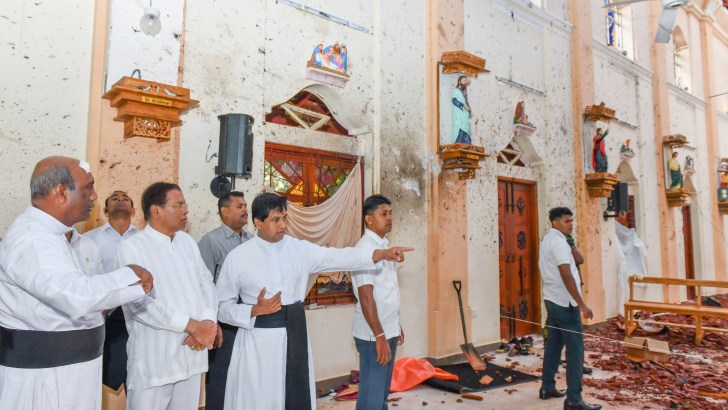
614, 222, 648, 315
285, 162, 363, 292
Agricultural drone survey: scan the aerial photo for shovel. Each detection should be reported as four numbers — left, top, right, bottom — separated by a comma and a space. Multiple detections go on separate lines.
453, 280, 486, 371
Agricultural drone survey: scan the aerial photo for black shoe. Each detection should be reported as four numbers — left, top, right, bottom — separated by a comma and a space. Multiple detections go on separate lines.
582, 366, 593, 375
563, 399, 602, 410
539, 388, 566, 400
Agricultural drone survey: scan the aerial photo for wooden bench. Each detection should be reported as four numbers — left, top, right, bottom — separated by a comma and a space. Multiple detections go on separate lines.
624, 276, 728, 345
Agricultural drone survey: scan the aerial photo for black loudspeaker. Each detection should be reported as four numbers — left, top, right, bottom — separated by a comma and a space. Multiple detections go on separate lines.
610, 182, 629, 213
215, 114, 254, 178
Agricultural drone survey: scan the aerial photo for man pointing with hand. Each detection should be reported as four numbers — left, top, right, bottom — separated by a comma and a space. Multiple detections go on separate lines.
217, 192, 413, 410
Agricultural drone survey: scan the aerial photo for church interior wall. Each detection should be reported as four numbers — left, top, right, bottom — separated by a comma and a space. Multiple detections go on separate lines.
463, 0, 574, 345
372, 0, 429, 367
0, 0, 97, 235
2, 0, 728, 389
175, 0, 432, 382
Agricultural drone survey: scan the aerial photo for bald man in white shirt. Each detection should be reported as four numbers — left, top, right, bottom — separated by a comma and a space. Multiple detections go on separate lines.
0, 156, 153, 410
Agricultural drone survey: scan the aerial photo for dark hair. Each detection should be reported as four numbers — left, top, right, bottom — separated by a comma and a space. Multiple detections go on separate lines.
251, 192, 287, 222
548, 207, 573, 222
30, 164, 75, 200
363, 194, 391, 219
218, 191, 245, 214
104, 191, 134, 209
141, 182, 181, 221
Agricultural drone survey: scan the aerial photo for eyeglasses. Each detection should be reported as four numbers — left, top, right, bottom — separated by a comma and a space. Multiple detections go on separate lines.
162, 202, 188, 210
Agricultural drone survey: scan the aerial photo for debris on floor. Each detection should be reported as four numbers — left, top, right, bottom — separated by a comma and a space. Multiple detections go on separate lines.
583, 315, 728, 410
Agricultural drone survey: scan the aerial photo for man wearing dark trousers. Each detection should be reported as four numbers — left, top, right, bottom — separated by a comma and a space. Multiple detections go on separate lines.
198, 191, 252, 410
538, 207, 601, 410
352, 195, 404, 410
85, 190, 140, 394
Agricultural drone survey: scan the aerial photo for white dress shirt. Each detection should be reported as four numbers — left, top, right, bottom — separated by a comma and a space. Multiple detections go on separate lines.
85, 221, 139, 272
538, 228, 581, 307
0, 207, 144, 331
351, 229, 401, 341
116, 225, 217, 390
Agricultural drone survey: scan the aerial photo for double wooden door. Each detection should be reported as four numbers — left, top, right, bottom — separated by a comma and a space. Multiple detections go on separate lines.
498, 180, 540, 339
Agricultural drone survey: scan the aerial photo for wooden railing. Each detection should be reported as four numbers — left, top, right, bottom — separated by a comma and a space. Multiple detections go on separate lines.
624, 276, 728, 345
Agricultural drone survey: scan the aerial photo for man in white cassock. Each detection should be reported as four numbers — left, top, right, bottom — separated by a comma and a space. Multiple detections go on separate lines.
0, 156, 153, 410
217, 193, 414, 410
117, 182, 219, 410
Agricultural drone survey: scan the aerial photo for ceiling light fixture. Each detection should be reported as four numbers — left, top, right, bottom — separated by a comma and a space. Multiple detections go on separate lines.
139, 1, 161, 36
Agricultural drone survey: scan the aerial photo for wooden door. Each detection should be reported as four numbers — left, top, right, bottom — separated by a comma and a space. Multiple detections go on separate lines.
498, 180, 540, 339
682, 206, 696, 300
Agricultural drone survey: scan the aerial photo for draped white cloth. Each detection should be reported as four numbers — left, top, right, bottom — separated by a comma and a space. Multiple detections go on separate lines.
285, 162, 363, 289
614, 222, 648, 315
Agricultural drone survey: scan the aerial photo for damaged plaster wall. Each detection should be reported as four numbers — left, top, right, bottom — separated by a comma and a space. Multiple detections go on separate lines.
463, 0, 574, 345
89, 0, 186, 230
374, 0, 428, 363
0, 0, 96, 234
178, 0, 428, 381
591, 49, 659, 316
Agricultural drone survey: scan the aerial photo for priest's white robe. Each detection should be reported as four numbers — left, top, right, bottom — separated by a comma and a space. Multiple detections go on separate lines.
216, 234, 377, 410
0, 207, 145, 410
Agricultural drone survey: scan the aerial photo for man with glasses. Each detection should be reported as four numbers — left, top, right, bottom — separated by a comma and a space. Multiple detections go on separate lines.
117, 182, 219, 410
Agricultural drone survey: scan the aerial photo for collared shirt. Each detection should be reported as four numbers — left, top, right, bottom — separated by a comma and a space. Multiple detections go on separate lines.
116, 225, 217, 390
85, 221, 139, 272
0, 207, 143, 332
351, 229, 401, 341
198, 224, 253, 283
538, 228, 581, 307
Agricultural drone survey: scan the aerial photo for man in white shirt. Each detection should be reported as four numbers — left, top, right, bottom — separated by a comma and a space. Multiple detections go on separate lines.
216, 192, 413, 410
86, 191, 139, 272
85, 190, 139, 394
198, 191, 253, 410
538, 207, 601, 410
351, 195, 404, 410
0, 156, 153, 410
117, 182, 219, 410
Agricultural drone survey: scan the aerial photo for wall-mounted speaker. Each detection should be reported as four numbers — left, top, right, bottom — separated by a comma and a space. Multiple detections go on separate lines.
610, 182, 629, 213
215, 113, 254, 178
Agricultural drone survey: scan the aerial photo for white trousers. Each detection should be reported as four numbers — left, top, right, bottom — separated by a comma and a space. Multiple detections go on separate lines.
126, 374, 201, 410
0, 356, 102, 410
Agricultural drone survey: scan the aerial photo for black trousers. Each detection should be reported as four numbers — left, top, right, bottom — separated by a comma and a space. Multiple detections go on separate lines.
205, 322, 238, 410
102, 308, 128, 390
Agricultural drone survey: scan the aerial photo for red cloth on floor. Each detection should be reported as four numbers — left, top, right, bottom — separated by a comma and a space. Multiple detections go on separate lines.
390, 356, 459, 392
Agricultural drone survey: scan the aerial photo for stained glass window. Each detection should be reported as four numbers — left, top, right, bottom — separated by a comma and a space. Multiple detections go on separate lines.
264, 143, 360, 305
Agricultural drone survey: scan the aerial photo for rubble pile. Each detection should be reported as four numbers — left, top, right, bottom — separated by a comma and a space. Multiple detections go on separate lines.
583, 315, 728, 409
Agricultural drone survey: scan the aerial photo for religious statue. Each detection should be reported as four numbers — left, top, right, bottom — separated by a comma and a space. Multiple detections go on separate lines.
719, 159, 728, 173
669, 151, 683, 189
684, 155, 695, 176
620, 139, 634, 155
592, 128, 609, 172
513, 101, 532, 126
452, 75, 472, 144
620, 138, 635, 159
720, 172, 728, 189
